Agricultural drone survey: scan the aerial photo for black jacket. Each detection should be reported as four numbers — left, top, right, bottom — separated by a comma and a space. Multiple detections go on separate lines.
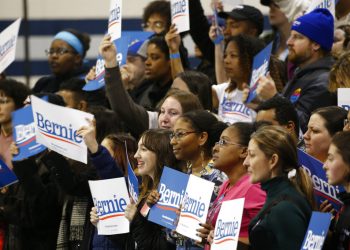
282, 56, 336, 132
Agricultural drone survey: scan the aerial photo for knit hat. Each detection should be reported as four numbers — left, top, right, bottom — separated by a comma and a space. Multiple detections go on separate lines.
291, 8, 334, 51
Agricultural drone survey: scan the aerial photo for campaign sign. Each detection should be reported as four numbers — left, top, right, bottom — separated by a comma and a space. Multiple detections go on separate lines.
0, 158, 18, 189
176, 175, 215, 241
148, 167, 189, 230
0, 18, 21, 74
212, 198, 245, 250
337, 88, 350, 111
108, 0, 122, 41
126, 152, 139, 203
298, 149, 344, 211
89, 178, 130, 235
300, 212, 332, 250
306, 0, 335, 17
31, 95, 94, 164
246, 42, 273, 103
83, 35, 130, 91
171, 0, 190, 33
12, 105, 46, 161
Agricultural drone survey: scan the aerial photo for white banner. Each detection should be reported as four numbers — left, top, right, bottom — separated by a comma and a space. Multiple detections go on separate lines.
0, 18, 21, 74
337, 88, 350, 111
89, 178, 130, 235
211, 198, 245, 250
171, 0, 190, 33
108, 0, 122, 41
31, 95, 93, 164
306, 0, 335, 17
176, 175, 214, 241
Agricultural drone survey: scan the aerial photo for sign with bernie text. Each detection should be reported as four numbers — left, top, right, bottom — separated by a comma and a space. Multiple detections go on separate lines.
246, 42, 273, 103
176, 174, 215, 241
212, 198, 245, 250
0, 158, 18, 189
337, 88, 350, 111
126, 148, 139, 203
171, 0, 190, 33
89, 178, 130, 235
12, 105, 46, 161
31, 95, 93, 164
0, 18, 21, 74
306, 0, 335, 17
298, 149, 344, 211
108, 0, 122, 41
148, 167, 189, 230
300, 212, 332, 250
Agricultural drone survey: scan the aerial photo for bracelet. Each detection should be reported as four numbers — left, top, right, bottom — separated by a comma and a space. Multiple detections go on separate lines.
170, 52, 181, 59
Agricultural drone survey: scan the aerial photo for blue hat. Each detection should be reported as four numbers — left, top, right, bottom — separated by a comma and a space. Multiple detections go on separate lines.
291, 8, 334, 51
127, 40, 147, 59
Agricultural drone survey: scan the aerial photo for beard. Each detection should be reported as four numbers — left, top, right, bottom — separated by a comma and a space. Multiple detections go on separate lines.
287, 47, 312, 66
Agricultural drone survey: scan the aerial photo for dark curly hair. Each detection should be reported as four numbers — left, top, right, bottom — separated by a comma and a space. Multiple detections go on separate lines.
0, 79, 31, 109
224, 35, 265, 91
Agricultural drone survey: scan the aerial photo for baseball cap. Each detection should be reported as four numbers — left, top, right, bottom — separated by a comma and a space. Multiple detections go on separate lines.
218, 5, 264, 35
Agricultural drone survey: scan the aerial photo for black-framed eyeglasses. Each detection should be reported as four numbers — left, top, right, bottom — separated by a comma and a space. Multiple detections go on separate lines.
141, 21, 165, 30
45, 48, 75, 56
215, 138, 243, 147
345, 118, 349, 127
169, 131, 197, 140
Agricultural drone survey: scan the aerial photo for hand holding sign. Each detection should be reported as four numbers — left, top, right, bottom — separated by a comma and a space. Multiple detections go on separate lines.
76, 119, 98, 154
99, 35, 118, 68
124, 198, 137, 222
90, 206, 99, 227
256, 73, 277, 101
165, 24, 181, 53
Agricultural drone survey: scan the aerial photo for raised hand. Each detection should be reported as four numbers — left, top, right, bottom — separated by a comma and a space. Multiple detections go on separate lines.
99, 35, 118, 68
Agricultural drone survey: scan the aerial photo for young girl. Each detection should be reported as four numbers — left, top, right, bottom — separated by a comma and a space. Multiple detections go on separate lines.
90, 129, 179, 250
199, 123, 266, 248
211, 35, 264, 124
244, 125, 315, 250
323, 131, 350, 249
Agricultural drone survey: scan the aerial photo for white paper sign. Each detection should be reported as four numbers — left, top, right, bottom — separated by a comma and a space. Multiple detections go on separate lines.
108, 0, 122, 41
306, 0, 335, 17
31, 95, 93, 164
211, 198, 245, 250
171, 0, 190, 33
337, 88, 350, 111
176, 175, 215, 241
0, 18, 21, 74
89, 178, 130, 235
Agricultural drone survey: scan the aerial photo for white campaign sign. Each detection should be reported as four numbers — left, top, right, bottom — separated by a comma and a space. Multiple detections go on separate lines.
212, 198, 245, 250
171, 0, 190, 33
89, 178, 130, 235
31, 95, 93, 164
0, 18, 21, 74
337, 88, 350, 111
176, 175, 215, 241
108, 0, 122, 41
306, 0, 335, 17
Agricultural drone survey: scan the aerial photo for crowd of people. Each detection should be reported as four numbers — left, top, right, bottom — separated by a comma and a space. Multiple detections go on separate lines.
0, 0, 350, 249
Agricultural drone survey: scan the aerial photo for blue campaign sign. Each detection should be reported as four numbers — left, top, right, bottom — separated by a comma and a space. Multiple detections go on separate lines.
148, 167, 189, 230
300, 212, 332, 250
126, 154, 139, 203
0, 158, 18, 188
246, 42, 273, 103
12, 105, 46, 161
83, 35, 130, 91
298, 149, 344, 211
122, 31, 154, 42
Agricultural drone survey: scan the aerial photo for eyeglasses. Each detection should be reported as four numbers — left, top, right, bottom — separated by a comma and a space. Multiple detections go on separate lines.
169, 131, 197, 140
345, 118, 349, 127
142, 21, 165, 30
45, 48, 75, 56
0, 97, 12, 105
215, 139, 243, 147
